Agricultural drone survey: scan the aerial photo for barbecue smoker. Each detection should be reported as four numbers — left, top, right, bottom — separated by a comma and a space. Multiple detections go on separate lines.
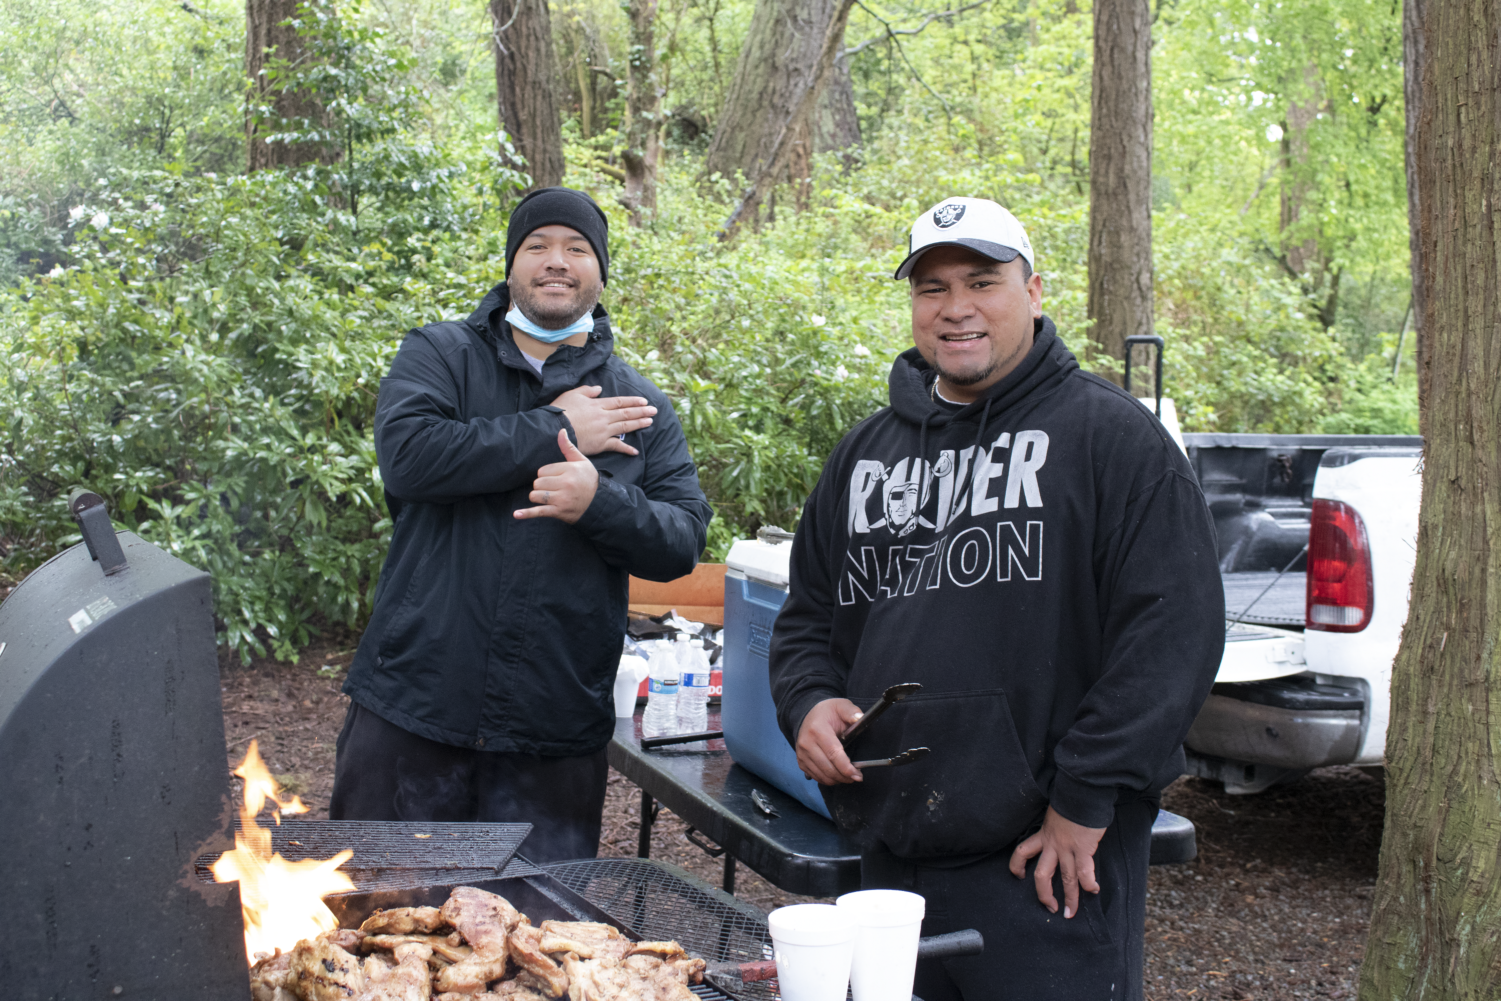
0, 491, 247, 997
0, 496, 845, 1001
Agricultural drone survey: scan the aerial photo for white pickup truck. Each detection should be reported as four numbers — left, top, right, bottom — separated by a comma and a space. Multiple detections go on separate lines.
1177, 433, 1423, 793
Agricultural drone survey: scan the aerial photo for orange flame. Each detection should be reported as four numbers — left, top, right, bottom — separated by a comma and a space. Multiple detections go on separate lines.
212, 740, 355, 960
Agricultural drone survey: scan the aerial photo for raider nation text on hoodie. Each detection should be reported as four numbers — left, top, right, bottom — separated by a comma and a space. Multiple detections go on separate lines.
769, 318, 1225, 859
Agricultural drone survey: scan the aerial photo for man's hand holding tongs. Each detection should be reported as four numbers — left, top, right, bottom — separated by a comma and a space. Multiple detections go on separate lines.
794, 699, 866, 784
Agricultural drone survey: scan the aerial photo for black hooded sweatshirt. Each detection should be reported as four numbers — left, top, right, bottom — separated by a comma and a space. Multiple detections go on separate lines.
344, 283, 712, 756
769, 317, 1224, 860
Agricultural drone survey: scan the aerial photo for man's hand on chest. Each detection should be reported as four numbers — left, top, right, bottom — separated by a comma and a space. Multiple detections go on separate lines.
551, 384, 656, 456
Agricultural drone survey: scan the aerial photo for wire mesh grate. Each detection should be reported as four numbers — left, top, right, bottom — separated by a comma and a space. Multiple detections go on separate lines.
546, 858, 792, 1001
194, 819, 532, 891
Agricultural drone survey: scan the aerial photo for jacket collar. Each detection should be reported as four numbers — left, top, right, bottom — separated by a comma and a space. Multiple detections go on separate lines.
467, 282, 616, 398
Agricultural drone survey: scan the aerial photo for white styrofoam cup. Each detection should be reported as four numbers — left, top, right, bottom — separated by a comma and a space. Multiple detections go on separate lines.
613, 655, 649, 717
836, 889, 927, 1001
767, 904, 858, 1001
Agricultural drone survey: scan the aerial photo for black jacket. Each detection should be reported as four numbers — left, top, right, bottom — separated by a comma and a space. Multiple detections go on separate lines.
769, 318, 1224, 859
344, 284, 712, 755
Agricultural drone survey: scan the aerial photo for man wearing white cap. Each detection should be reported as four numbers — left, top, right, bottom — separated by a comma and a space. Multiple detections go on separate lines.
770, 198, 1225, 999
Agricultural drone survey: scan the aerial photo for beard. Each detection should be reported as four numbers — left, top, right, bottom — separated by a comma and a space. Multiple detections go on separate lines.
935, 357, 1001, 387
509, 274, 603, 329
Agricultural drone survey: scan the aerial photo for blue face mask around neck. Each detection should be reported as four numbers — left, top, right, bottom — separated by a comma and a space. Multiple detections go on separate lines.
505, 304, 595, 343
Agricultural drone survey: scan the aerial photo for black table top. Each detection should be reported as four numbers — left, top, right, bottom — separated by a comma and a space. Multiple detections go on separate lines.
609, 710, 862, 898
609, 711, 1197, 900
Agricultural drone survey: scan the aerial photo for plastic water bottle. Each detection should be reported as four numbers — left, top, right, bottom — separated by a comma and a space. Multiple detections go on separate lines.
641, 642, 680, 738
676, 635, 711, 738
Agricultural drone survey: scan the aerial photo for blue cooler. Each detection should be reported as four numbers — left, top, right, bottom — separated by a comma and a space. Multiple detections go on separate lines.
721, 538, 831, 819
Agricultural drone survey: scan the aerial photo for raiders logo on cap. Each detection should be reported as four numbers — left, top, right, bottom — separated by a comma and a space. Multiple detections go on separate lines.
933, 203, 966, 229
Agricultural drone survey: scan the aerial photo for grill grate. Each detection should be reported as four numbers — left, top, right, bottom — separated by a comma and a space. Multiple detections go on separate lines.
194, 819, 531, 892
546, 858, 790, 1001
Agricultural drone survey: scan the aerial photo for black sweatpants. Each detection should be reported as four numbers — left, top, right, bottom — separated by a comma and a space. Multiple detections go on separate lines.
328, 702, 609, 865
862, 797, 1157, 1001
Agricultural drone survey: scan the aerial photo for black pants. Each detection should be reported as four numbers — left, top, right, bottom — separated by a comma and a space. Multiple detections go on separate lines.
862, 797, 1157, 1001
329, 702, 609, 864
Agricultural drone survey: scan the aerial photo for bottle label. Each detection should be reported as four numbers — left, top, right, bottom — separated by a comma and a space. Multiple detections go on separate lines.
648, 678, 679, 695
681, 673, 709, 688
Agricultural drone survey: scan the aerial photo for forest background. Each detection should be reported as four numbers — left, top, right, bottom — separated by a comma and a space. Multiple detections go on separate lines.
0, 0, 1417, 660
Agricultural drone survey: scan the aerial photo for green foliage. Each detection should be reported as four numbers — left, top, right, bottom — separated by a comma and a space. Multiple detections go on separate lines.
0, 0, 1419, 661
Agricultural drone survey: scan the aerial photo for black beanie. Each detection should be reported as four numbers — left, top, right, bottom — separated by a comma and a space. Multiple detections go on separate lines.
504, 187, 610, 285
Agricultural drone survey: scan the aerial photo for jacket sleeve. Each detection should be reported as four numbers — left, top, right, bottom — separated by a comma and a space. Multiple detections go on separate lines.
1048, 467, 1226, 828
375, 329, 572, 504
570, 395, 712, 581
768, 468, 850, 747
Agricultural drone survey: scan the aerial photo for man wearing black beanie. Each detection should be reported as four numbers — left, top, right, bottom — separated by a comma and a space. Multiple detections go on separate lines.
332, 187, 712, 863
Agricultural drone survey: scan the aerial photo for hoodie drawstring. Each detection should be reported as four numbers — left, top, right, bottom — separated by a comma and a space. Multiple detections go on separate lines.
919, 380, 993, 515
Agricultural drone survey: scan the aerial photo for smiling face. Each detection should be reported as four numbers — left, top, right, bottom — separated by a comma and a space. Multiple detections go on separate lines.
506, 224, 604, 329
909, 246, 1043, 403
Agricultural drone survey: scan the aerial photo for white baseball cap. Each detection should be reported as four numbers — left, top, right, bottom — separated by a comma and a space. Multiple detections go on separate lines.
893, 197, 1035, 280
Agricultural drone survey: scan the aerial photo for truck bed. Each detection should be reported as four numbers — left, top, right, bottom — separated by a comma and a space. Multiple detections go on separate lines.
1223, 571, 1306, 627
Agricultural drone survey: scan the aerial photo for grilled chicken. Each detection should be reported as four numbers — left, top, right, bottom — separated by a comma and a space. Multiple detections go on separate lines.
353, 942, 434, 1001
288, 935, 366, 1001
622, 943, 686, 961
537, 922, 631, 963
616, 955, 699, 1001
435, 985, 551, 1001
361, 907, 448, 936
507, 920, 569, 997
433, 887, 521, 993
330, 929, 369, 953
363, 934, 473, 965
250, 949, 294, 1001
561, 953, 631, 1001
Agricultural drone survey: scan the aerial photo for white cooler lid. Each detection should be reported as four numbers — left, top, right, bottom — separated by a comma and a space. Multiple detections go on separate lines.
726, 538, 793, 589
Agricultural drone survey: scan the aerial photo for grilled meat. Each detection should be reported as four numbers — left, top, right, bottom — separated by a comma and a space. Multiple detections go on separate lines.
363, 934, 473, 965
507, 920, 569, 997
561, 953, 631, 1001
250, 949, 294, 1001
537, 922, 631, 963
433, 887, 521, 993
353, 942, 434, 1001
289, 935, 366, 1001
361, 907, 448, 936
616, 955, 697, 1001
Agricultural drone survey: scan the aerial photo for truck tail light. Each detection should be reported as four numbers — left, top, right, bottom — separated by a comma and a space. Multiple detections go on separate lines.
1306, 499, 1374, 632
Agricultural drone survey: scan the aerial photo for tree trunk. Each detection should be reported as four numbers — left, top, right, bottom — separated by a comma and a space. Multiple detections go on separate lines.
490, 0, 564, 190
1402, 0, 1431, 416
1086, 0, 1153, 387
1278, 64, 1341, 329
718, 0, 855, 240
1358, 0, 1501, 997
621, 0, 661, 226
702, 0, 861, 184
244, 0, 338, 172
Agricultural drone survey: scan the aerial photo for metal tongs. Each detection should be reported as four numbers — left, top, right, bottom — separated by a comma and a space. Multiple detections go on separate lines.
851, 746, 930, 769
842, 682, 926, 769
840, 682, 922, 745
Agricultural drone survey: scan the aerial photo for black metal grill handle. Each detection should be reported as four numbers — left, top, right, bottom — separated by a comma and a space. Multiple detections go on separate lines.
916, 928, 984, 961
68, 489, 127, 576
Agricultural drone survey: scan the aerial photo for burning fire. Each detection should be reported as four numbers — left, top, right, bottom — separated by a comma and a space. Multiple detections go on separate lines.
212, 740, 354, 960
